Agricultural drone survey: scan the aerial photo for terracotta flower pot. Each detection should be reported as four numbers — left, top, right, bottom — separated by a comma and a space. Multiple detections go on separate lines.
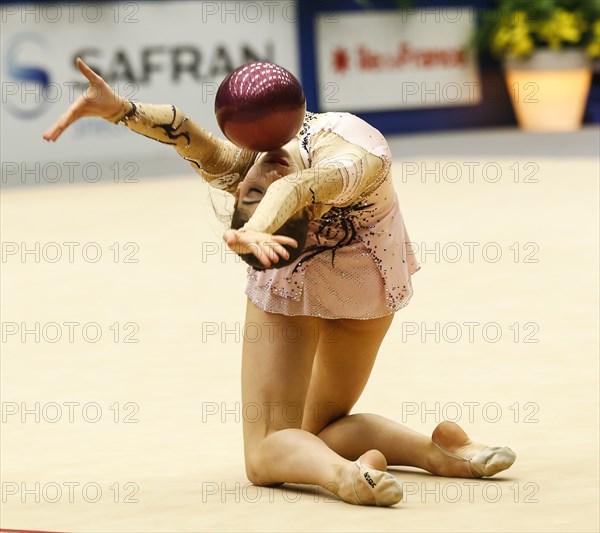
503, 49, 592, 131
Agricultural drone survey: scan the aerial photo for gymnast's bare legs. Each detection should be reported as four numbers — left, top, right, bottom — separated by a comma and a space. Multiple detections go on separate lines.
240, 301, 514, 505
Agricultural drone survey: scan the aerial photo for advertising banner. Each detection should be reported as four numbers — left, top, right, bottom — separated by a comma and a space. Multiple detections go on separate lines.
316, 8, 481, 112
1, 1, 299, 185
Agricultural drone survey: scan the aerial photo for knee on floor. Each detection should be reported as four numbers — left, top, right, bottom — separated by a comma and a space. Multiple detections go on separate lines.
244, 454, 282, 487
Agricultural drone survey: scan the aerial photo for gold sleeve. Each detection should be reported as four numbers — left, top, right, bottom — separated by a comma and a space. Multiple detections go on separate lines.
241, 166, 343, 234
105, 101, 257, 193
242, 136, 384, 235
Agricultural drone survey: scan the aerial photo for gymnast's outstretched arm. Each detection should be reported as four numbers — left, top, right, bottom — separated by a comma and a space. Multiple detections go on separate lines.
44, 58, 297, 268
43, 57, 256, 194
105, 100, 257, 193
241, 134, 386, 235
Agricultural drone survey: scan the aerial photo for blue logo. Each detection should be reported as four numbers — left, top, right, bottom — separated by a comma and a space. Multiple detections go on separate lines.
3, 33, 51, 119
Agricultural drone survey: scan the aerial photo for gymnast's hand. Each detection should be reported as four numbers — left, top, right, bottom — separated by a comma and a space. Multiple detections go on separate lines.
223, 228, 298, 268
43, 57, 125, 142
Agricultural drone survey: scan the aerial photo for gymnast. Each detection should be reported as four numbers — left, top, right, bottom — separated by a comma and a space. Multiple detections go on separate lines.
43, 58, 515, 506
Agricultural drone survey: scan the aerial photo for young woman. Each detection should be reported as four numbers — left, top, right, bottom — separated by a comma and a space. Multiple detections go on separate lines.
43, 58, 516, 507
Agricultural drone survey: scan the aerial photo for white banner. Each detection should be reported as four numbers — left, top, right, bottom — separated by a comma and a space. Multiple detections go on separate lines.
0, 1, 299, 185
316, 8, 481, 112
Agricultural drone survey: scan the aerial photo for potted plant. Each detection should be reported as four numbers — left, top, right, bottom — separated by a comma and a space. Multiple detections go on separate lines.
479, 0, 600, 131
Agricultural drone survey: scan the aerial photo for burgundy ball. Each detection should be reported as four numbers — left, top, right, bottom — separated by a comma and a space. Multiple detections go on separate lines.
215, 62, 306, 152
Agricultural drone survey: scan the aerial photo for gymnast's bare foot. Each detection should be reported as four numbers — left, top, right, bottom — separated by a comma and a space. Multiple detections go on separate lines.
431, 421, 516, 478
335, 449, 403, 506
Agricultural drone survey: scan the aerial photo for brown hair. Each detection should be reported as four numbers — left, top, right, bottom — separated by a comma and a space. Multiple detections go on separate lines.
230, 207, 310, 270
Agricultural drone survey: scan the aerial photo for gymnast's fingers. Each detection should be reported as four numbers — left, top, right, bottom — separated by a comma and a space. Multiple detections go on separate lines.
267, 241, 290, 260
253, 238, 295, 265
43, 109, 76, 142
260, 241, 280, 264
76, 57, 105, 86
248, 242, 272, 268
222, 230, 292, 265
222, 229, 238, 246
271, 235, 298, 248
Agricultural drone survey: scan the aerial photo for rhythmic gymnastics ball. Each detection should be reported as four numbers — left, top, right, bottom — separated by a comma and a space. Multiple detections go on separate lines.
215, 62, 306, 152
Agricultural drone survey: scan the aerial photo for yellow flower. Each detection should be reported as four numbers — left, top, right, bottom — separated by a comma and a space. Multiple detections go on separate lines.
492, 27, 511, 55
512, 36, 534, 57
537, 9, 585, 49
489, 6, 599, 59
492, 10, 537, 58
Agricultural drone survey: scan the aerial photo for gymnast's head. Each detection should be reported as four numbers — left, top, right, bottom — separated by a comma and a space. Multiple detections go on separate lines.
230, 145, 310, 270
216, 61, 309, 270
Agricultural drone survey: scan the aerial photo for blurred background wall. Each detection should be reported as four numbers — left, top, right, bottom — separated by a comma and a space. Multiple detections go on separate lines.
1, 0, 598, 185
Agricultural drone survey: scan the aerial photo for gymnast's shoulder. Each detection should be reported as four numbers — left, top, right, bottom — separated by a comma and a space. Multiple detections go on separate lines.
299, 111, 391, 161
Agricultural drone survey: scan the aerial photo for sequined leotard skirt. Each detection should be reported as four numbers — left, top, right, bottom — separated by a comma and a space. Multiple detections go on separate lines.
245, 173, 420, 320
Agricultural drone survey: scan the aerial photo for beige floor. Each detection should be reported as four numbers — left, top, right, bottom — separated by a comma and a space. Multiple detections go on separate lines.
1, 129, 599, 532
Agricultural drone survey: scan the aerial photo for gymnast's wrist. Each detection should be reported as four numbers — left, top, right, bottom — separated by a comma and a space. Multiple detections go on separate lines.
238, 223, 263, 234
105, 99, 134, 124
